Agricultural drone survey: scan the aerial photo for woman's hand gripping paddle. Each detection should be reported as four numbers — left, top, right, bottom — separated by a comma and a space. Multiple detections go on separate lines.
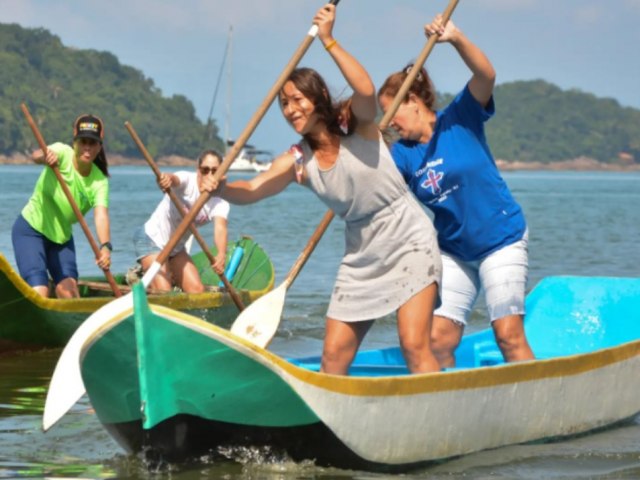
230, 0, 460, 349
42, 0, 341, 432
125, 121, 245, 311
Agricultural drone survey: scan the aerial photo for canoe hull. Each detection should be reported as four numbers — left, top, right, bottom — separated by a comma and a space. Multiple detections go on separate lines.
103, 415, 419, 471
76, 276, 640, 470
0, 236, 274, 354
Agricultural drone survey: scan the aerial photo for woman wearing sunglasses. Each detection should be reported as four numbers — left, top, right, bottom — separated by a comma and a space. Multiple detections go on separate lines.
133, 149, 229, 293
11, 114, 113, 298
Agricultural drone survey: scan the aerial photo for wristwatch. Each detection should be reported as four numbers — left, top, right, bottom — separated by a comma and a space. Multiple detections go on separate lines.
100, 241, 113, 252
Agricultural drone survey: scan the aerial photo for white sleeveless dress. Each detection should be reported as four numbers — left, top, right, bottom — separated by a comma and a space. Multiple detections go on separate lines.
300, 133, 442, 322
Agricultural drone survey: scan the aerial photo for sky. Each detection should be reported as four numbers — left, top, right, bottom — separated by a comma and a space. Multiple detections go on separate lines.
1, 0, 639, 157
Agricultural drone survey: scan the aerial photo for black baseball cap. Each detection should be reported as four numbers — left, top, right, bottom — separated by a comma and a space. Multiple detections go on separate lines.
73, 114, 104, 143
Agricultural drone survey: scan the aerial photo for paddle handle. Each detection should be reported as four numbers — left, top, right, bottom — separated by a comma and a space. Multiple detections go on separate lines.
21, 103, 123, 297
378, 0, 460, 130
153, 0, 341, 268
124, 121, 245, 311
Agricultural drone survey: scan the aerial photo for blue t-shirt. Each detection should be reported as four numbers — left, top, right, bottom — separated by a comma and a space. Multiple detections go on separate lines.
391, 84, 526, 261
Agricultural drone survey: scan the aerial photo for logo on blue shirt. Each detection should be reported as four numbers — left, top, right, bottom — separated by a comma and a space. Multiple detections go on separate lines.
421, 169, 444, 194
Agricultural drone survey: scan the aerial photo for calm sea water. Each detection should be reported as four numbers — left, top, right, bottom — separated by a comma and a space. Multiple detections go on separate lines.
1, 165, 639, 479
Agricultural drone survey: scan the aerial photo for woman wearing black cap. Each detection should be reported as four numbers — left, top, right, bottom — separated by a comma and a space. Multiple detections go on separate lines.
11, 114, 113, 298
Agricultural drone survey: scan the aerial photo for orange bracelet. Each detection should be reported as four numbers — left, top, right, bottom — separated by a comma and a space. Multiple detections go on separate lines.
324, 39, 338, 51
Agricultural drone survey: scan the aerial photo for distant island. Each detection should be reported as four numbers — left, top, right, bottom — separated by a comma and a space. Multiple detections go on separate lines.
0, 152, 195, 167
495, 157, 640, 172
3, 152, 639, 172
1, 22, 638, 170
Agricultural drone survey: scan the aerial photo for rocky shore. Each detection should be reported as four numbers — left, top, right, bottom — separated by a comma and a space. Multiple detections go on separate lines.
496, 156, 640, 172
1, 153, 639, 171
0, 153, 194, 167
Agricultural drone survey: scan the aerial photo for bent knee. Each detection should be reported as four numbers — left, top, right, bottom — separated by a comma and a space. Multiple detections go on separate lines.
493, 316, 531, 353
184, 283, 205, 294
431, 318, 463, 351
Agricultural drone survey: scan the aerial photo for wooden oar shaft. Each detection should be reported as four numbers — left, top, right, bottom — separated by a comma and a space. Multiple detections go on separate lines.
78, 279, 221, 295
153, 0, 339, 268
284, 210, 335, 287
124, 121, 245, 311
378, 0, 460, 130
20, 103, 123, 297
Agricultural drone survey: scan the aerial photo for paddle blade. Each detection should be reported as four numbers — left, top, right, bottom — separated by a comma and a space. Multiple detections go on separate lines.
230, 282, 287, 348
42, 292, 133, 431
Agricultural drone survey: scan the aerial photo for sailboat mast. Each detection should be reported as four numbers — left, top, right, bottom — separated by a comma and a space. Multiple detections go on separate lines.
224, 26, 233, 154
204, 25, 232, 145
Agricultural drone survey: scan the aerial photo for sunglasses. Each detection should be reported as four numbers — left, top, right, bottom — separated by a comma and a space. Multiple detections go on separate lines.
199, 166, 218, 175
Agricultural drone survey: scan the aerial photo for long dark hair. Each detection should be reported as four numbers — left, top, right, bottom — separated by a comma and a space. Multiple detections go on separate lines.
281, 67, 356, 150
93, 147, 109, 177
378, 64, 436, 111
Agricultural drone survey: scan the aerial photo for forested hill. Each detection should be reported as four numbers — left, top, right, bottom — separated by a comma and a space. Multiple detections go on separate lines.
1, 22, 639, 165
0, 23, 224, 159
484, 81, 640, 164
436, 81, 640, 165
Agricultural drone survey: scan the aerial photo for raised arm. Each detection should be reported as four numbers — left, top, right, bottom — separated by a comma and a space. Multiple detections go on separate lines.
219, 152, 297, 205
426, 15, 496, 107
314, 4, 378, 128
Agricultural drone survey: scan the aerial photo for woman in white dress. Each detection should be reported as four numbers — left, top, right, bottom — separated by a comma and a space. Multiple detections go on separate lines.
215, 4, 442, 375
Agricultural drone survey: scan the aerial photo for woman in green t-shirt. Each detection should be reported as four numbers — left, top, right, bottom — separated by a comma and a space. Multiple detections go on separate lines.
11, 114, 113, 298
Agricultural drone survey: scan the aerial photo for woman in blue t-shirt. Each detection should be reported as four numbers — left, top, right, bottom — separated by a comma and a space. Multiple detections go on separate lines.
377, 14, 534, 368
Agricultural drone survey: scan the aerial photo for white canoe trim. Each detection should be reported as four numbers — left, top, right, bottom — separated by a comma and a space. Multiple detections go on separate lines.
43, 294, 135, 431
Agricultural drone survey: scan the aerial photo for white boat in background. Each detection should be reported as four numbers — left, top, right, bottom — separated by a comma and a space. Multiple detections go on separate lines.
227, 140, 272, 172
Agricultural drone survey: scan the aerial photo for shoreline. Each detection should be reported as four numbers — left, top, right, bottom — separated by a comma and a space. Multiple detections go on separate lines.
0, 153, 195, 167
495, 156, 640, 172
1, 153, 639, 172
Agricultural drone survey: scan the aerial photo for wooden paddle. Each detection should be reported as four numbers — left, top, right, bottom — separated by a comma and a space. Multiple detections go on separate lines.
43, 0, 341, 432
20, 103, 123, 298
125, 121, 245, 311
230, 0, 460, 348
231, 210, 333, 342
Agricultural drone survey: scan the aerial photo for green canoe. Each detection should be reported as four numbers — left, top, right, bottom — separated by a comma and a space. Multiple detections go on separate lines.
0, 236, 274, 354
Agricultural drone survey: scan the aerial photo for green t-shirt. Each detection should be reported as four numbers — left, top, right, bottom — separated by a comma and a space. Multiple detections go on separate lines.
21, 142, 110, 244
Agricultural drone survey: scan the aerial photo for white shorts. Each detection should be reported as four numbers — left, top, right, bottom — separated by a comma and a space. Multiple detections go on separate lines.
435, 231, 529, 325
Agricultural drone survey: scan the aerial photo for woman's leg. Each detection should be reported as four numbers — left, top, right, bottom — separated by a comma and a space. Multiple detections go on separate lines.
431, 253, 480, 367
321, 318, 373, 375
492, 314, 534, 362
431, 315, 464, 368
397, 283, 441, 373
49, 236, 80, 298
481, 233, 534, 362
169, 251, 205, 294
54, 278, 80, 298
139, 253, 173, 292
11, 215, 50, 297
